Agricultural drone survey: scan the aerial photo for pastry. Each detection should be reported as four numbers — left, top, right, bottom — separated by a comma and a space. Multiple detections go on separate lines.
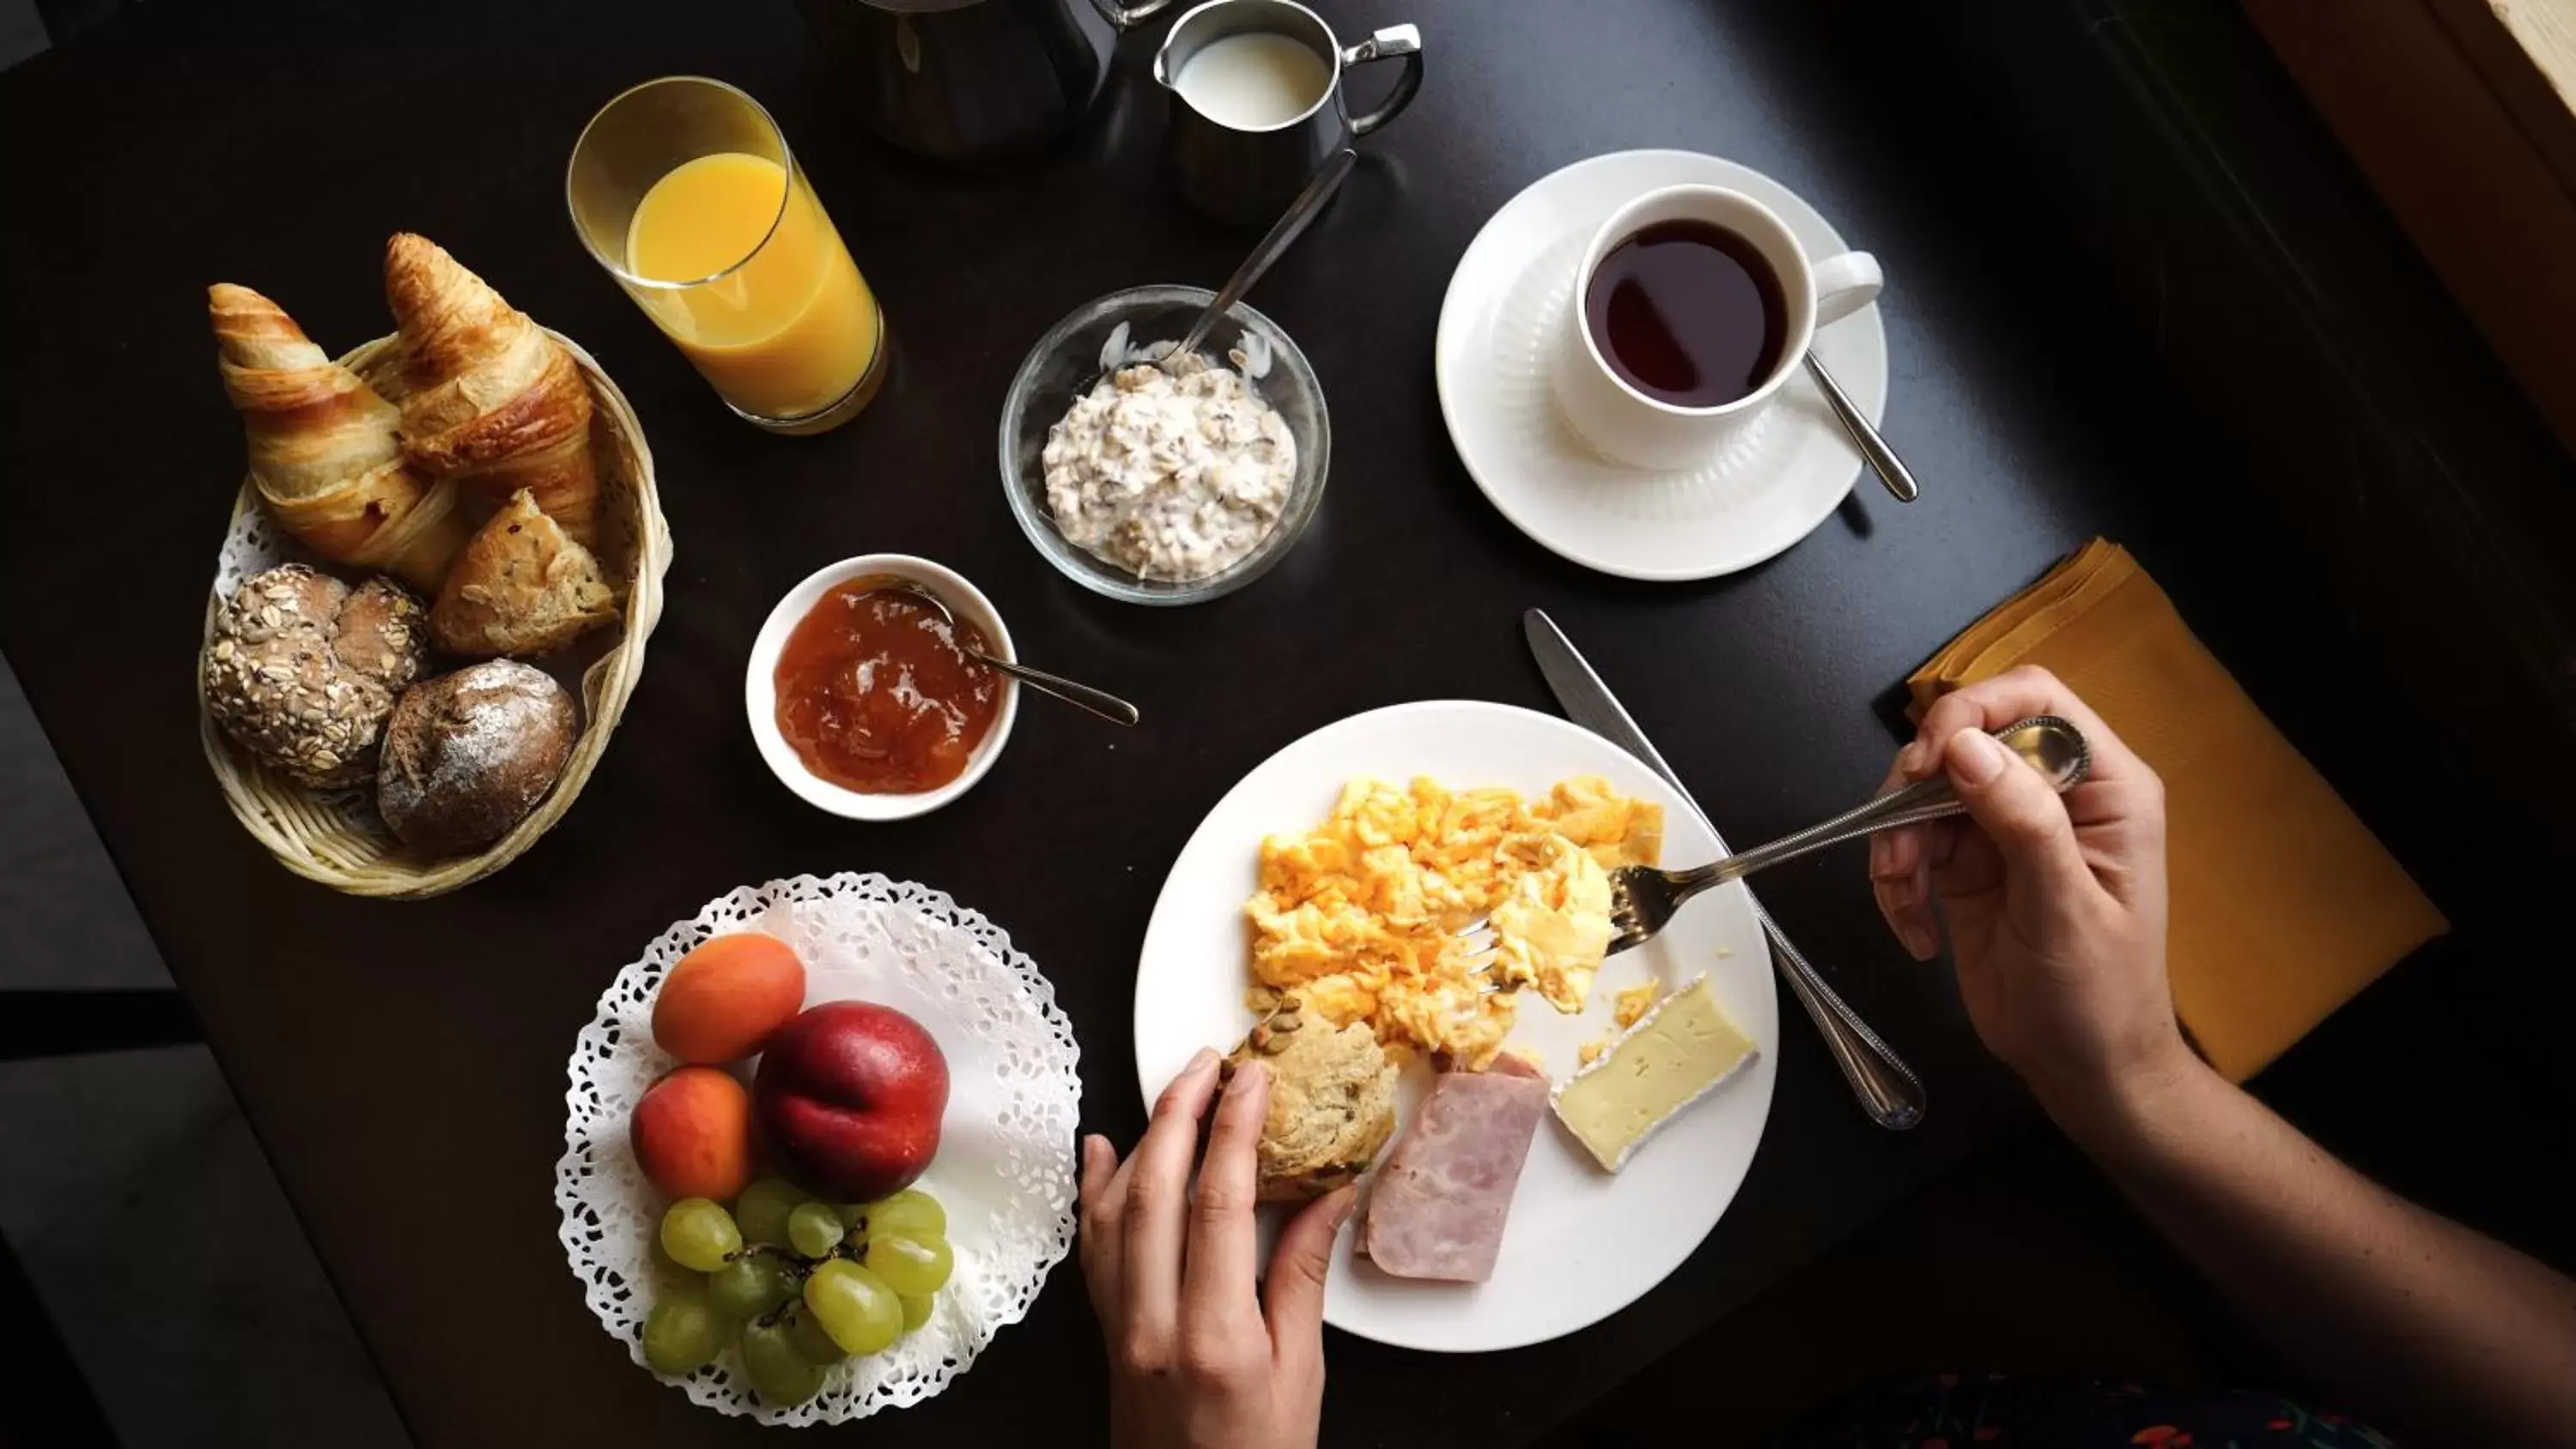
377, 659, 576, 854
429, 488, 618, 657
208, 284, 469, 594
1224, 998, 1399, 1201
202, 564, 428, 788
384, 233, 599, 544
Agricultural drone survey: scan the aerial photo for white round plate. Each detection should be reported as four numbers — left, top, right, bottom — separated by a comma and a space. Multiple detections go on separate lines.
1435, 149, 1890, 581
1133, 702, 1778, 1351
556, 873, 1082, 1424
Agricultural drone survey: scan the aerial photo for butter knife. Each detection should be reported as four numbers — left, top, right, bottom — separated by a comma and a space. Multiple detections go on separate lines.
1525, 608, 1926, 1131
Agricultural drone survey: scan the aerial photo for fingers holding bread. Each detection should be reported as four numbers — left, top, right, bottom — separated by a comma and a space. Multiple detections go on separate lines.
1183, 1060, 1270, 1324
1263, 1186, 1355, 1358
1224, 998, 1398, 1203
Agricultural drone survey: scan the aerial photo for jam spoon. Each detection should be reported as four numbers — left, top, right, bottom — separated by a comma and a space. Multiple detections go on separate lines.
888, 579, 1139, 726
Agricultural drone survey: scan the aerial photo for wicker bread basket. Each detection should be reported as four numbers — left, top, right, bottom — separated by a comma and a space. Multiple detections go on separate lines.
197, 328, 671, 898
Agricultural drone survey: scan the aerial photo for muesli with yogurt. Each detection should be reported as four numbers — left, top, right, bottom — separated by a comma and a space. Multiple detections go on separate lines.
1041, 348, 1296, 583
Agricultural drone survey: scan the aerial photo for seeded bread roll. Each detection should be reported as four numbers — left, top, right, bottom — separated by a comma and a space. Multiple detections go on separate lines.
377, 659, 576, 854
203, 564, 427, 788
1224, 1001, 1399, 1202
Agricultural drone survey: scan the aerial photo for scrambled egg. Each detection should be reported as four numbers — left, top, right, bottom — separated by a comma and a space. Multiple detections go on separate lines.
1485, 839, 1614, 1009
1246, 776, 1662, 1068
1614, 981, 1662, 1030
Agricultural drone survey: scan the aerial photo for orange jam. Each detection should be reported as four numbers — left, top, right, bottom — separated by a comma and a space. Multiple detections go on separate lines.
774, 579, 1000, 794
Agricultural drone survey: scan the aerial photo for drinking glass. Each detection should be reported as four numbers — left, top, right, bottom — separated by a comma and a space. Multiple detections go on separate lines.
568, 76, 886, 435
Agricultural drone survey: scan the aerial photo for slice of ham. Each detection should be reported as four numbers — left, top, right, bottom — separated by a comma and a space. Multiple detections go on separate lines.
1360, 1058, 1548, 1282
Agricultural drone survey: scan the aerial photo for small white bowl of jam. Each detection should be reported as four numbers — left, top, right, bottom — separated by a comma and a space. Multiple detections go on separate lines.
745, 555, 1018, 821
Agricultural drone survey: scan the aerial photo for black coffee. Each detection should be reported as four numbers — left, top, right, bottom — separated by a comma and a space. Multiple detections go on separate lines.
1583, 220, 1787, 409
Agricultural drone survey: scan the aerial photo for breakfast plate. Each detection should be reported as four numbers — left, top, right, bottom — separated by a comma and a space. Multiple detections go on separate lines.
1434, 149, 1890, 581
1133, 701, 1778, 1351
556, 873, 1082, 1423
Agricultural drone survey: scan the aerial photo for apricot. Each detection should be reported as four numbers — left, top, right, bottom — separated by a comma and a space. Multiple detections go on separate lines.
629, 1065, 754, 1201
653, 933, 806, 1064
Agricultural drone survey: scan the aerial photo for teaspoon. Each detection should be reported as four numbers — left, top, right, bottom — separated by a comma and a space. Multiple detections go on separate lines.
890, 579, 1140, 727
1167, 148, 1356, 366
1806, 352, 1918, 502
1092, 149, 1358, 391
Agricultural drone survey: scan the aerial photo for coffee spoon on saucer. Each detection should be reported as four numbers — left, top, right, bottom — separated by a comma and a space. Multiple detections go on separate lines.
1807, 352, 1917, 502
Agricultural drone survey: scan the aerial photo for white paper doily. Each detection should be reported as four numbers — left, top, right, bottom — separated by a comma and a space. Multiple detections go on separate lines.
555, 873, 1083, 1425
216, 490, 302, 602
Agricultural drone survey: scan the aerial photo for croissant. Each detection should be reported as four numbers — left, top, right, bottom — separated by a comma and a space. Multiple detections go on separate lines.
384, 233, 599, 545
209, 283, 469, 595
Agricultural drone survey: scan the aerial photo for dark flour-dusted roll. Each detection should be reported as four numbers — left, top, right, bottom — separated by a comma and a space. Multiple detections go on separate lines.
1360, 1057, 1548, 1282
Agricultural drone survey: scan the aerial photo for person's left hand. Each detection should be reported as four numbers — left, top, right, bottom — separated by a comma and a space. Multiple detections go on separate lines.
1078, 1049, 1354, 1449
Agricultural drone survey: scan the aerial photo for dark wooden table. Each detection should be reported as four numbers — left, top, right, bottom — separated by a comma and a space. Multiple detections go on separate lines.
0, 0, 2301, 1442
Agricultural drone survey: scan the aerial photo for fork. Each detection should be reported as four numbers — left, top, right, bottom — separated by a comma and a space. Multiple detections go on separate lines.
1468, 716, 2087, 985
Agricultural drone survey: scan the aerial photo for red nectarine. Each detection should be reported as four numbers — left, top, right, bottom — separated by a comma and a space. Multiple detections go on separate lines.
754, 1003, 948, 1203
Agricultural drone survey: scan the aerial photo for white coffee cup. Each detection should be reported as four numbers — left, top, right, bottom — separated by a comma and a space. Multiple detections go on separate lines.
1555, 185, 1880, 472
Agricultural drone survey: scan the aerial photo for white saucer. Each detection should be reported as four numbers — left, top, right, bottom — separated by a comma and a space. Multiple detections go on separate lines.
1435, 150, 1891, 581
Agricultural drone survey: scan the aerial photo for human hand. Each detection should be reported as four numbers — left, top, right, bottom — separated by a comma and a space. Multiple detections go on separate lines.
1078, 1050, 1352, 1449
1868, 666, 2195, 1127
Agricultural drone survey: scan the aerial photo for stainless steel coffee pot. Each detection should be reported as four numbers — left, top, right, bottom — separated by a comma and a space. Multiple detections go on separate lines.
799, 0, 1177, 163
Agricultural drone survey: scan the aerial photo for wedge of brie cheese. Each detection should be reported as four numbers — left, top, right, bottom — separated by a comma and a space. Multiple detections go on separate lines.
1551, 974, 1757, 1172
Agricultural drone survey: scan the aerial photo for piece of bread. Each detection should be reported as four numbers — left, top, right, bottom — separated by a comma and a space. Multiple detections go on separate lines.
384, 233, 598, 544
204, 565, 428, 789
377, 659, 576, 854
1225, 1000, 1398, 1201
209, 284, 469, 594
428, 488, 618, 657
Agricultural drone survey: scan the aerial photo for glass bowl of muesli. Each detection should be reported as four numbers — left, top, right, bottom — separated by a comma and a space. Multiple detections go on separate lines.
999, 284, 1328, 606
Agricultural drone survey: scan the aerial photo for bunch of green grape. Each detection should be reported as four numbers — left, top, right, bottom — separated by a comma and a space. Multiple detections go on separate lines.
639, 1179, 957, 1405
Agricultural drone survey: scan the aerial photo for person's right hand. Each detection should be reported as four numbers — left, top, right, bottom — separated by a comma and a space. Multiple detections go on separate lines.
1868, 666, 2193, 1126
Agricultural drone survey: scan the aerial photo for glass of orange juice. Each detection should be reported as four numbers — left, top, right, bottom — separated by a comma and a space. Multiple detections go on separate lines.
568, 76, 886, 435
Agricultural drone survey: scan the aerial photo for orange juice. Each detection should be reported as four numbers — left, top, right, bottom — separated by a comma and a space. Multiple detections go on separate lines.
624, 152, 880, 424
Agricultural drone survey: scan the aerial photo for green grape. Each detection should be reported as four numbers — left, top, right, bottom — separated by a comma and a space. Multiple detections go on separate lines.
857, 1189, 946, 1243
830, 1202, 868, 1231
783, 1306, 848, 1366
898, 1292, 935, 1333
805, 1259, 902, 1355
865, 1233, 953, 1296
641, 1289, 724, 1375
647, 1229, 687, 1280
705, 1254, 797, 1319
787, 1201, 848, 1258
733, 1178, 808, 1246
660, 1197, 742, 1272
738, 1319, 824, 1406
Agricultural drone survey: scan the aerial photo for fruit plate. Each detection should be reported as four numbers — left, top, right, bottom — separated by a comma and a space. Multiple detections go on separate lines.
555, 872, 1082, 1424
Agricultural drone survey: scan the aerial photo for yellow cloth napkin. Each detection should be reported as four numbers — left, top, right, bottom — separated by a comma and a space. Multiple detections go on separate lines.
1907, 539, 2445, 1081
